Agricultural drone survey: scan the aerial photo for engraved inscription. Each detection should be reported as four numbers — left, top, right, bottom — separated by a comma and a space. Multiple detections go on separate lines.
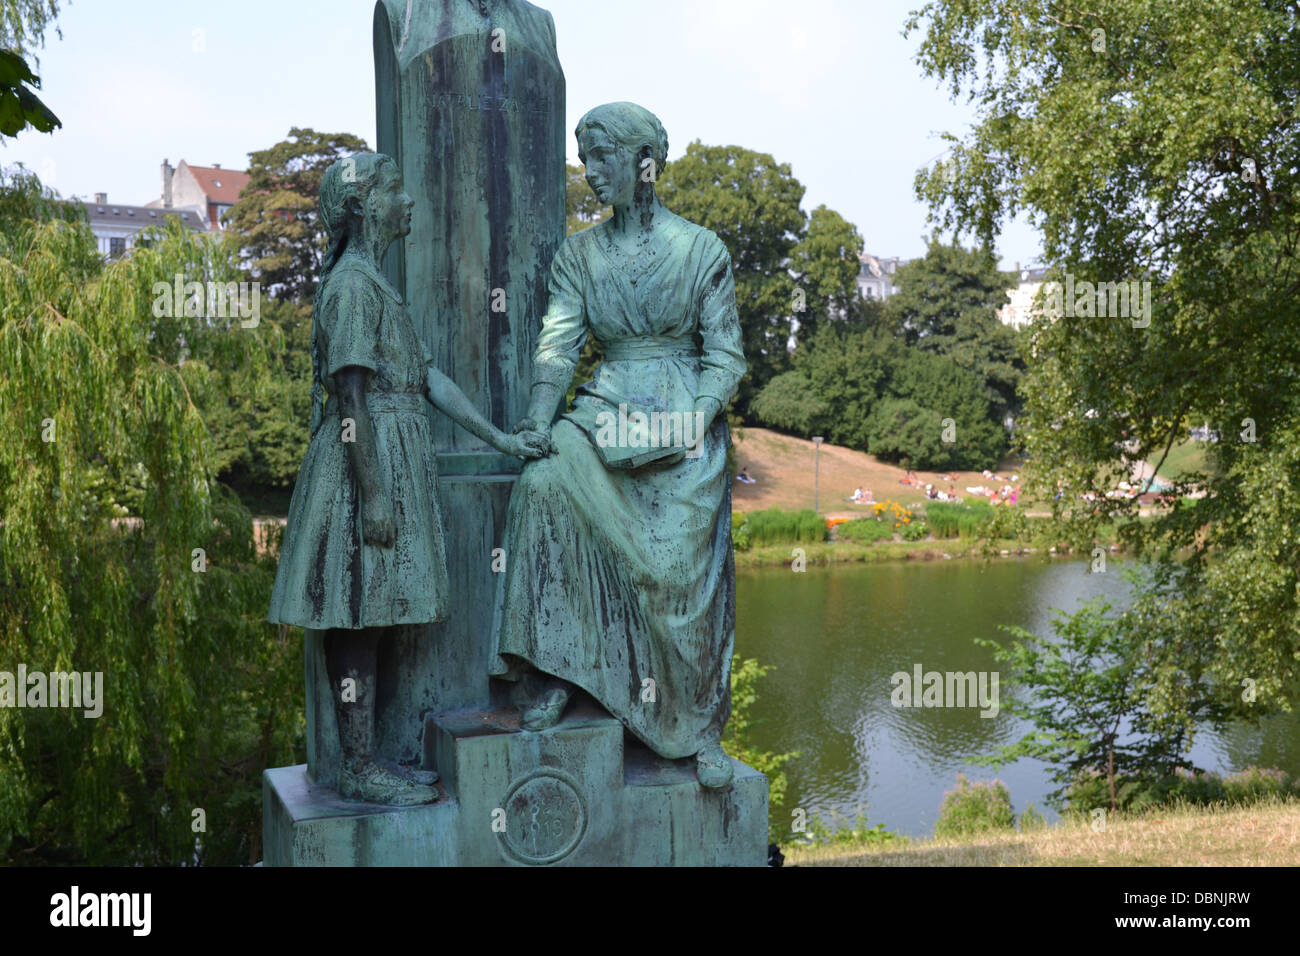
429, 91, 552, 115
497, 769, 587, 865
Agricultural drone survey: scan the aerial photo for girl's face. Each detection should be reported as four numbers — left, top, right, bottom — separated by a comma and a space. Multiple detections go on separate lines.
372, 163, 414, 241
580, 128, 638, 208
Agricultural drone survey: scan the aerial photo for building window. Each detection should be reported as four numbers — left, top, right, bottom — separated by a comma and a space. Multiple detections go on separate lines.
109, 237, 126, 258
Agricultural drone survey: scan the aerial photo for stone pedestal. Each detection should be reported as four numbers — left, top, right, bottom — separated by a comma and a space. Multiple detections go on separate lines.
263, 699, 768, 866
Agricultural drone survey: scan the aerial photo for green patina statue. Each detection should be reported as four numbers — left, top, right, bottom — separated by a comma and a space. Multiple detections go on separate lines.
491, 102, 748, 789
268, 152, 546, 806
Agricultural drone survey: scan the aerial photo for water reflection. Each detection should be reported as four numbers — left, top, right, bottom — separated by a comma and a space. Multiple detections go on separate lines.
735, 557, 1300, 837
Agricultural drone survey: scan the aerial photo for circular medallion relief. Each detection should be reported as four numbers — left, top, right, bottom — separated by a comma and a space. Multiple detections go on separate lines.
497, 769, 588, 865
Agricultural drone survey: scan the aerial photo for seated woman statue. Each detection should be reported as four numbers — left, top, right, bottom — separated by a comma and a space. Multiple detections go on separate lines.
490, 102, 747, 789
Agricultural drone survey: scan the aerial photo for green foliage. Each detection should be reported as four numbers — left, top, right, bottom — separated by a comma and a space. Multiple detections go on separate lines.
900, 519, 930, 542
934, 774, 1016, 838
907, 0, 1300, 727
924, 500, 992, 539
773, 322, 1007, 469
0, 0, 61, 61
658, 142, 806, 412
738, 508, 827, 547
973, 595, 1231, 811
1018, 803, 1047, 832
0, 48, 58, 138
884, 240, 1022, 423
789, 204, 866, 344
837, 517, 895, 544
226, 127, 369, 302
721, 655, 797, 845
783, 324, 888, 450
199, 297, 312, 492
731, 511, 752, 552
749, 369, 829, 437
796, 811, 899, 848
1063, 766, 1300, 816
0, 213, 303, 865
0, 163, 87, 256
865, 398, 947, 467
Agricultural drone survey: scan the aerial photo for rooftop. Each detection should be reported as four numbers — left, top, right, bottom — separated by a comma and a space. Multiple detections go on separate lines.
182, 163, 251, 204
81, 200, 205, 231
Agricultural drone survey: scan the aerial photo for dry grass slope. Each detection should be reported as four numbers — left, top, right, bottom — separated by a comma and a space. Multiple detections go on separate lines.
785, 799, 1300, 867
731, 427, 1021, 514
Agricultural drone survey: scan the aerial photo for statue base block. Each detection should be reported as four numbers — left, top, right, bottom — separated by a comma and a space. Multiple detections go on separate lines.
262, 700, 768, 866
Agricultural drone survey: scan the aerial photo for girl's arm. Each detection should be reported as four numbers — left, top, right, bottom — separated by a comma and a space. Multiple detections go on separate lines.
335, 366, 394, 548
425, 366, 545, 457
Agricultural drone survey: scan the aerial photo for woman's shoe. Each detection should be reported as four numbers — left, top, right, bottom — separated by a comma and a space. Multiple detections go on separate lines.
522, 686, 571, 731
695, 744, 734, 789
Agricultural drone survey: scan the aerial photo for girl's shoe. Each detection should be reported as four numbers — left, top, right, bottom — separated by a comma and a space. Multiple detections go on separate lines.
340, 760, 438, 806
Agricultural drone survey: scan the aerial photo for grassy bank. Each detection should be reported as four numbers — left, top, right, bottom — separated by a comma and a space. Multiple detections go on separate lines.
784, 798, 1300, 867
734, 537, 1119, 570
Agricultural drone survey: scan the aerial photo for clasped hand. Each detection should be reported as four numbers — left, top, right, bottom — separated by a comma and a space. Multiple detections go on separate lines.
507, 418, 552, 458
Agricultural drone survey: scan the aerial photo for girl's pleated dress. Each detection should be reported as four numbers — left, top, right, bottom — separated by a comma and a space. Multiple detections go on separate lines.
268, 255, 449, 630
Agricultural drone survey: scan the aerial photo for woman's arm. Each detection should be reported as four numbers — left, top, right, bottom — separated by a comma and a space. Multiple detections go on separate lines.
521, 238, 587, 434
335, 366, 394, 548
695, 237, 747, 427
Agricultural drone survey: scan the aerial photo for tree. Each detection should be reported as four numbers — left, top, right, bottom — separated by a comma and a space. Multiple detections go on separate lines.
885, 240, 1022, 424
0, 49, 58, 139
789, 204, 867, 345
225, 127, 369, 302
195, 294, 312, 495
785, 323, 891, 450
974, 597, 1230, 812
0, 214, 302, 865
0, 0, 61, 60
907, 1, 1300, 726
722, 656, 796, 844
658, 142, 806, 413
0, 162, 82, 243
0, 1, 62, 140
750, 369, 830, 437
756, 321, 1007, 468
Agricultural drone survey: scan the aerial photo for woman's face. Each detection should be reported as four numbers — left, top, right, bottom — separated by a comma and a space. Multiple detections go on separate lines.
580, 128, 638, 208
372, 163, 414, 241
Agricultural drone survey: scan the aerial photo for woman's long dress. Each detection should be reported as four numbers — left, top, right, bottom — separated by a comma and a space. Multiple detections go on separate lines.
268, 256, 450, 630
491, 213, 747, 759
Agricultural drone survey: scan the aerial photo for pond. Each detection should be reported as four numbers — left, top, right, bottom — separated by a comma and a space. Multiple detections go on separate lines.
734, 556, 1300, 837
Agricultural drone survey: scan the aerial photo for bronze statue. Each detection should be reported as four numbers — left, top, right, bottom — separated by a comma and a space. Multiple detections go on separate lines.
492, 102, 748, 789
268, 152, 546, 806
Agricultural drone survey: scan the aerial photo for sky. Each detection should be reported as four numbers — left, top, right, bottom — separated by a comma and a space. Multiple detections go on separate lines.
2, 0, 1043, 268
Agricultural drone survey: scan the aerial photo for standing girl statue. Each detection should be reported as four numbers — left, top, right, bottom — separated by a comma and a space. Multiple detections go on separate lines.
269, 152, 546, 806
